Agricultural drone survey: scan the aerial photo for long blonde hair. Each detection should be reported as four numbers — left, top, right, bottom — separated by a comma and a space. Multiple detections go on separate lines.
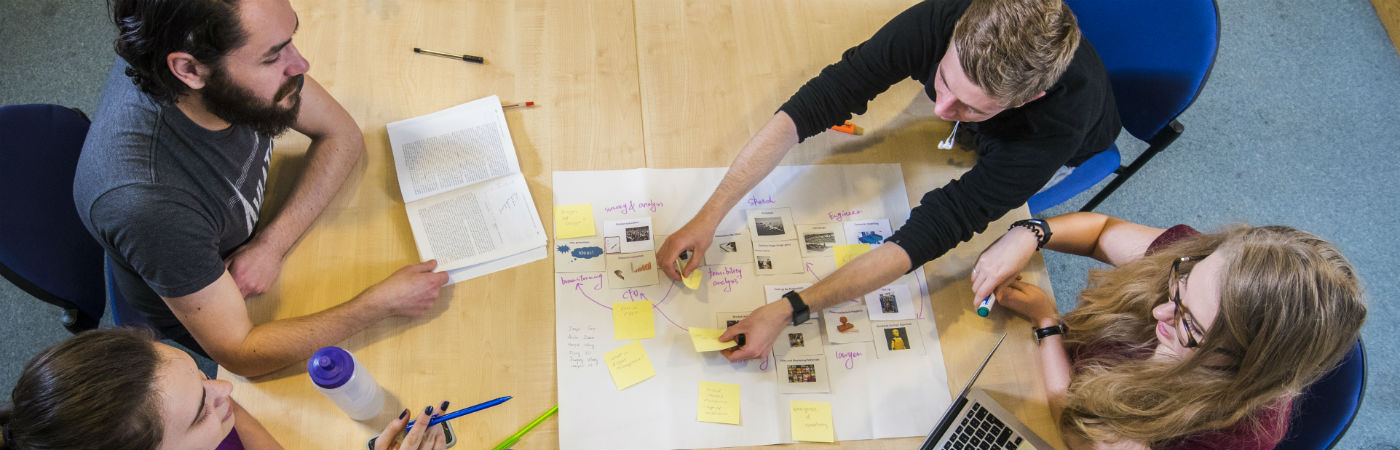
1060, 226, 1366, 446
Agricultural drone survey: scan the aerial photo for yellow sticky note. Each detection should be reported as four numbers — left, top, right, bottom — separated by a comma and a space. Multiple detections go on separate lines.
833, 244, 872, 268
554, 204, 595, 239
603, 341, 655, 390
613, 301, 655, 340
697, 381, 741, 425
689, 327, 737, 352
677, 259, 703, 290
790, 401, 835, 442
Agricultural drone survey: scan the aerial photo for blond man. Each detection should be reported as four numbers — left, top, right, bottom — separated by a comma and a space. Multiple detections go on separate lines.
658, 0, 1121, 361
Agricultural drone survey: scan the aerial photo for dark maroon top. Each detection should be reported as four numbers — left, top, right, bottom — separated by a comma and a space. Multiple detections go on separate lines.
214, 428, 244, 450
1075, 224, 1290, 450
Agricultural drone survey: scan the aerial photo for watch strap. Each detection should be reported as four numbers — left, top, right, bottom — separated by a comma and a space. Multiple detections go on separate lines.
1010, 219, 1053, 250
784, 291, 810, 326
1032, 321, 1067, 344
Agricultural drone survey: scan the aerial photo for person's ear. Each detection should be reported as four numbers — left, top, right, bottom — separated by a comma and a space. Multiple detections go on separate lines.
167, 52, 209, 90
1014, 91, 1047, 108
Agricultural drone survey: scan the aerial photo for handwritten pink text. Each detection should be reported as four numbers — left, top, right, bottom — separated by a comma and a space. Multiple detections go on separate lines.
828, 210, 863, 221
603, 200, 665, 215
746, 195, 775, 207
708, 266, 745, 293
835, 350, 863, 370
559, 273, 603, 290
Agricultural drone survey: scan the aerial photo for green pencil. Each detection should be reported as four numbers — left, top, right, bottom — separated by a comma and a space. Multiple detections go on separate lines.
491, 404, 558, 450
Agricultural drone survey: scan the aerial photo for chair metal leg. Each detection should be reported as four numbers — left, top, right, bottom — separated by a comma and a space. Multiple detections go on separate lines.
1080, 120, 1185, 212
61, 307, 100, 333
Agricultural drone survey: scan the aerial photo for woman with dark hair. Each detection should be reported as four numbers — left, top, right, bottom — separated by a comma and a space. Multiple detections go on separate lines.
0, 328, 446, 450
971, 212, 1367, 449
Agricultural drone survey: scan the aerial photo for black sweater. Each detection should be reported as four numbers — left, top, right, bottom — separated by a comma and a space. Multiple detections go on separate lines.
778, 0, 1121, 268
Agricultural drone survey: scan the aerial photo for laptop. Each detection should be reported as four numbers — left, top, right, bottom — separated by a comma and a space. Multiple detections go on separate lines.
918, 334, 1053, 450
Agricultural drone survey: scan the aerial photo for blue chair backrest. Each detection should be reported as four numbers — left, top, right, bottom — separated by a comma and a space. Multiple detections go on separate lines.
1276, 339, 1366, 450
0, 104, 106, 321
1063, 0, 1220, 141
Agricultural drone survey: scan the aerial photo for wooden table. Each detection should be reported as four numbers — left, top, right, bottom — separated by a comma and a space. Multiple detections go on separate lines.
223, 0, 1064, 448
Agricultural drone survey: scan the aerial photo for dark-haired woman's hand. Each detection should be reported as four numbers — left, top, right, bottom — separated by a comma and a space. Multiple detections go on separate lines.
994, 279, 1058, 325
374, 404, 448, 450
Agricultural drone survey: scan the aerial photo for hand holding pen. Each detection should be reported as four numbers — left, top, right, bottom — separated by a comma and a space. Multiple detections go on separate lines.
374, 402, 449, 450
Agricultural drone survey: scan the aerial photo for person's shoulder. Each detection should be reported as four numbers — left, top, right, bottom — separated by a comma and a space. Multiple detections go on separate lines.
87, 183, 216, 234
910, 0, 971, 33
90, 58, 164, 131
1145, 225, 1200, 255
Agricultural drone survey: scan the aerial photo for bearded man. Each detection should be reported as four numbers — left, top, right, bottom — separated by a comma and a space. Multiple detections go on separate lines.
75, 0, 447, 377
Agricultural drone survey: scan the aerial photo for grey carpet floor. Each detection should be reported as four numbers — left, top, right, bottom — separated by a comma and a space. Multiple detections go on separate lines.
3, 0, 1397, 448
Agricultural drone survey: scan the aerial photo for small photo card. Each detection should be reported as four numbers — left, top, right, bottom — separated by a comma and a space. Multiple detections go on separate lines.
843, 219, 893, 248
864, 283, 916, 321
775, 354, 832, 394
822, 303, 872, 344
753, 241, 804, 275
871, 320, 925, 359
746, 208, 798, 242
772, 321, 824, 358
604, 217, 654, 253
797, 223, 845, 257
763, 284, 817, 319
705, 231, 754, 266
605, 251, 659, 289
554, 237, 606, 272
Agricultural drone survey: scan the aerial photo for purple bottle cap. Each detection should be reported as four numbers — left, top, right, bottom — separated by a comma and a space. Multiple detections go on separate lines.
308, 346, 354, 389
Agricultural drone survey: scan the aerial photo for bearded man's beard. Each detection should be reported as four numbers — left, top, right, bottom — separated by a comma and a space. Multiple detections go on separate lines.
202, 69, 303, 137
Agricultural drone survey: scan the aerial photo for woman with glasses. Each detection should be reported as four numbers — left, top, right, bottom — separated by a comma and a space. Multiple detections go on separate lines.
970, 212, 1366, 449
0, 328, 447, 450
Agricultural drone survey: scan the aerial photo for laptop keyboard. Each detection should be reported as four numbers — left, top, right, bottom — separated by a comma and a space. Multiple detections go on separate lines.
942, 402, 1024, 450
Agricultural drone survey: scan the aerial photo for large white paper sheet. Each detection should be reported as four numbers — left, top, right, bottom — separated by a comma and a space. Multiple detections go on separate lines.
554, 165, 950, 450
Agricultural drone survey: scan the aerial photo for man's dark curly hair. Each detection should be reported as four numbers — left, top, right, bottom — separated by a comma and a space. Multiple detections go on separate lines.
110, 0, 248, 103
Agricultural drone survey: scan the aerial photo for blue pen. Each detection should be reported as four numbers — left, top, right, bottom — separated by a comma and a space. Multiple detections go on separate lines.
406, 395, 511, 431
977, 294, 996, 317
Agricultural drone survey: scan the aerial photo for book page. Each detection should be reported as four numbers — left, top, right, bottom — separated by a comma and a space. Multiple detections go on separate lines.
405, 175, 545, 273
387, 95, 522, 203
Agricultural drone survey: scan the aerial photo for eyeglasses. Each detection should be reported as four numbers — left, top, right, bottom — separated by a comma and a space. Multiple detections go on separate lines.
1168, 255, 1210, 349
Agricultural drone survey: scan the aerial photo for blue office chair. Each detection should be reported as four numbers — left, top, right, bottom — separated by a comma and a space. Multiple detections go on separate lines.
1275, 339, 1366, 450
0, 104, 106, 332
1028, 0, 1221, 213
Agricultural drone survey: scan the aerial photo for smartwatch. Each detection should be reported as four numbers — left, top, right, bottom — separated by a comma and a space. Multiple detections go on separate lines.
1032, 321, 1067, 344
783, 290, 811, 326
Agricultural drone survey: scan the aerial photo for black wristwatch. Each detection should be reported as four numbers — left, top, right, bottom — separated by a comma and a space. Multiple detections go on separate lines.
1033, 321, 1068, 344
783, 290, 811, 326
1010, 219, 1053, 250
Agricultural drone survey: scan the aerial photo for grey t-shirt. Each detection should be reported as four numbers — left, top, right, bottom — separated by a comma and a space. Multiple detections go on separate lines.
74, 60, 272, 338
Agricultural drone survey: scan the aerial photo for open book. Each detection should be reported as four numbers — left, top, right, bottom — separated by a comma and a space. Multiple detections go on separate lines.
387, 95, 547, 283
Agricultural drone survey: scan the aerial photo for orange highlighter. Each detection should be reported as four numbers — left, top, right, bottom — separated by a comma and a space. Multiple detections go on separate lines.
830, 120, 863, 135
